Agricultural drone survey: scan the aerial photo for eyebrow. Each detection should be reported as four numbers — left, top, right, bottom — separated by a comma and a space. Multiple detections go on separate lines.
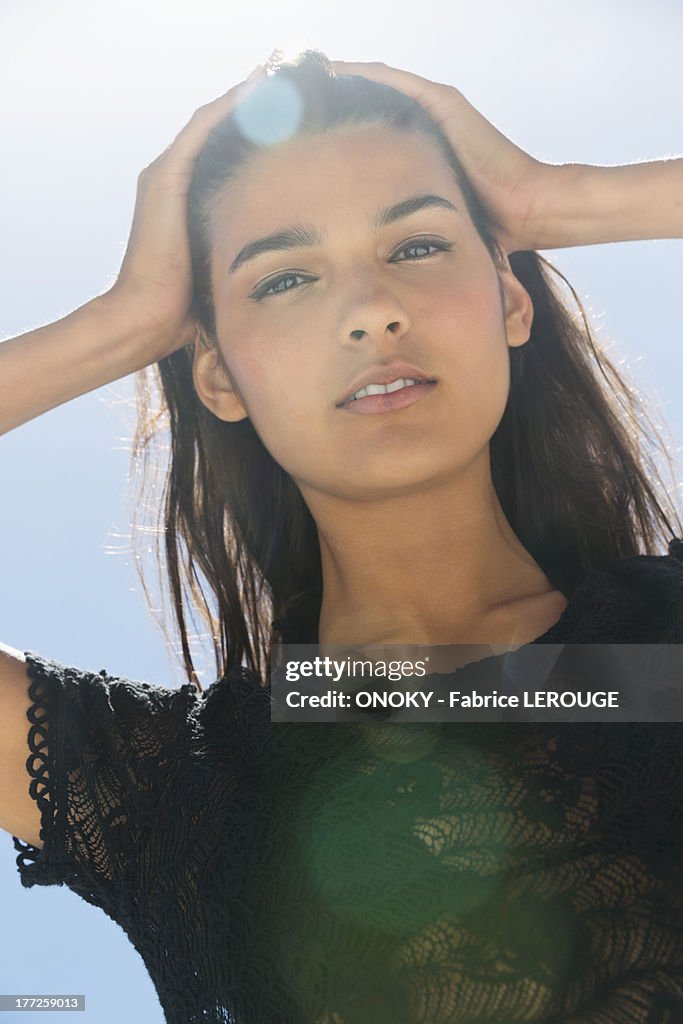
227, 193, 459, 276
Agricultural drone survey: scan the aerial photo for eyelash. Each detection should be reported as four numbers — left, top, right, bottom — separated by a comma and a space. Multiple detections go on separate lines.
248, 237, 455, 301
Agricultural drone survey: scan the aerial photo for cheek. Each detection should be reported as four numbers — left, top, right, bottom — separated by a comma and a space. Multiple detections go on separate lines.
429, 273, 511, 426
434, 264, 503, 328
215, 310, 287, 410
220, 334, 323, 463
429, 270, 507, 366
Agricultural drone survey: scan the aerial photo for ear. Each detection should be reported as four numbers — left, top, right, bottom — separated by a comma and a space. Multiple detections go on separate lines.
495, 249, 534, 349
192, 328, 249, 422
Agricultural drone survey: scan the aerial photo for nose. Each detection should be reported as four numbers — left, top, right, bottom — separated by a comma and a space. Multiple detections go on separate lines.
336, 282, 412, 348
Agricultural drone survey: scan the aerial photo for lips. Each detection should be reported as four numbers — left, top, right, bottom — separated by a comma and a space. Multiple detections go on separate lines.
337, 360, 436, 407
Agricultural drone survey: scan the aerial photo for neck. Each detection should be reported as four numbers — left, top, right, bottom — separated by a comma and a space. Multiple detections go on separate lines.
300, 450, 562, 648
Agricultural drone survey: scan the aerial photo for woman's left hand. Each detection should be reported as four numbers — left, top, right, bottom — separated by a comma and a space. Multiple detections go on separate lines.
330, 60, 576, 253
331, 60, 683, 249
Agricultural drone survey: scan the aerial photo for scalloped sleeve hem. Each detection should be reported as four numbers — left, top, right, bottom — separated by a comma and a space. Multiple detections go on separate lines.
12, 650, 79, 889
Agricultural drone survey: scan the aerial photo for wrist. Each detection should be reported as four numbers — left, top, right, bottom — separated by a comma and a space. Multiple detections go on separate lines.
93, 288, 178, 368
513, 163, 592, 251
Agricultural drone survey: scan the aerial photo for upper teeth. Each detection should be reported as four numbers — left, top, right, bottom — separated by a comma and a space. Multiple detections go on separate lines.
349, 378, 422, 401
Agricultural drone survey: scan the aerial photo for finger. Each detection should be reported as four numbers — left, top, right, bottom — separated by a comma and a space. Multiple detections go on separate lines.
330, 59, 472, 127
330, 59, 516, 166
330, 60, 444, 95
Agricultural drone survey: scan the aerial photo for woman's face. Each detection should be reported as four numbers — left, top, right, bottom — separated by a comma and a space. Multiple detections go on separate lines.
194, 123, 532, 502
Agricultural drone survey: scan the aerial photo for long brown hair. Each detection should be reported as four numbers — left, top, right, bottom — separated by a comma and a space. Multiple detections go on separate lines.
130, 49, 683, 692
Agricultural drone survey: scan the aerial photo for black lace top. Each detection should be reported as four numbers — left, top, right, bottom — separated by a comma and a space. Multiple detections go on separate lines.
12, 539, 683, 1024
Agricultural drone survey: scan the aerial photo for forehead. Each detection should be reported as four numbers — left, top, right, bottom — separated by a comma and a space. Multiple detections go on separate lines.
209, 124, 463, 251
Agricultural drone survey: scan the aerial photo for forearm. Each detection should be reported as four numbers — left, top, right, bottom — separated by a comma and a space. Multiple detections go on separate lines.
0, 294, 159, 435
529, 158, 683, 250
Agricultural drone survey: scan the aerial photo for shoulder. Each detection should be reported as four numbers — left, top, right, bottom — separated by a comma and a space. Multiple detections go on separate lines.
22, 647, 197, 710
579, 541, 683, 641
605, 544, 683, 599
20, 648, 199, 761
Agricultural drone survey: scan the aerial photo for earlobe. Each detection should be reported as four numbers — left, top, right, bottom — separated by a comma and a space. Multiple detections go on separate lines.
192, 331, 249, 423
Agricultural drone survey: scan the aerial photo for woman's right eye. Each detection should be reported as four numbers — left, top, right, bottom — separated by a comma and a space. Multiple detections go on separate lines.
250, 272, 315, 301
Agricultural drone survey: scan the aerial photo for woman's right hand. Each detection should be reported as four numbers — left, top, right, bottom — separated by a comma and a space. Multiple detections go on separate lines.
104, 65, 266, 362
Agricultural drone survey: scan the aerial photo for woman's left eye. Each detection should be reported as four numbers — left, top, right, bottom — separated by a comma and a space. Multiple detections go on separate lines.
392, 237, 454, 261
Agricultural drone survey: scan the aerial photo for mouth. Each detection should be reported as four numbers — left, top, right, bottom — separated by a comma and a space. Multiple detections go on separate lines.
337, 379, 437, 415
336, 359, 437, 407
336, 367, 437, 408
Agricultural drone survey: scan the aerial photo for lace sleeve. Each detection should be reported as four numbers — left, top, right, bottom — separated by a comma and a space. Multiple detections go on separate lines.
11, 649, 196, 920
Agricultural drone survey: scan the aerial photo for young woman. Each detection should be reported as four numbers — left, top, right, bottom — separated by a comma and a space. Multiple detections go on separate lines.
2, 49, 683, 1023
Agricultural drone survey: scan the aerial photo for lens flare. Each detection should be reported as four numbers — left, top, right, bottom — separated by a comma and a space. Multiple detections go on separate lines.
234, 75, 304, 146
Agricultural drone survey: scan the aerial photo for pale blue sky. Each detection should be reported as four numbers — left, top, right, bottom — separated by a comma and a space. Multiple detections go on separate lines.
1, 0, 682, 1020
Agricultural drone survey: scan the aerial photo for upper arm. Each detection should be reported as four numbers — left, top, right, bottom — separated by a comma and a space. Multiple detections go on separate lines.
0, 645, 197, 909
0, 642, 43, 848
